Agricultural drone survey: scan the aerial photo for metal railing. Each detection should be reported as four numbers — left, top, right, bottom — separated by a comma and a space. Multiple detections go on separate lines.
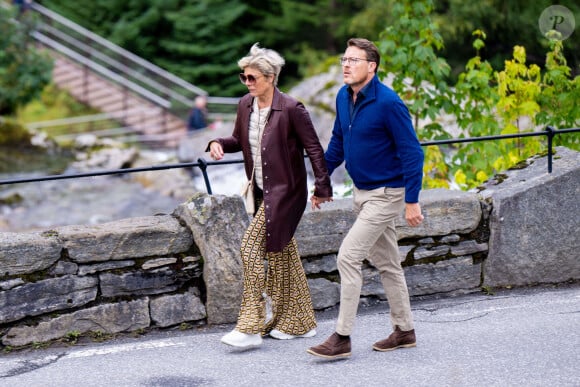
26, 2, 238, 128
24, 108, 188, 145
1, 127, 578, 194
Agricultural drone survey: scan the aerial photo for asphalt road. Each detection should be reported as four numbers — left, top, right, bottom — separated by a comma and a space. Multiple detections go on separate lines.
1, 283, 578, 387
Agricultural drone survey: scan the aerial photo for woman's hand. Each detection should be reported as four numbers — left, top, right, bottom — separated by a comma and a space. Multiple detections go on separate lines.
310, 195, 333, 210
209, 141, 224, 160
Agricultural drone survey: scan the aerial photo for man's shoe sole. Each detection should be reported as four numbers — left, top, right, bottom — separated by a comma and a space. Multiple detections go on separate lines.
372, 342, 416, 352
306, 348, 351, 359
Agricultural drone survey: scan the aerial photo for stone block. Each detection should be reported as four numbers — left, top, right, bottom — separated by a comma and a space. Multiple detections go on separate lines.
78, 260, 135, 276
2, 299, 150, 347
173, 193, 248, 324
308, 278, 340, 310
0, 231, 61, 277
58, 215, 192, 263
303, 254, 337, 275
397, 189, 483, 240
450, 240, 488, 256
0, 275, 98, 324
406, 256, 482, 296
297, 199, 356, 257
481, 147, 580, 287
150, 288, 206, 327
414, 245, 450, 260
99, 268, 179, 297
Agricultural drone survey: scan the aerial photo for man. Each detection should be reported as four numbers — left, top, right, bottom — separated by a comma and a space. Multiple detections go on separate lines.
187, 95, 208, 131
307, 38, 424, 359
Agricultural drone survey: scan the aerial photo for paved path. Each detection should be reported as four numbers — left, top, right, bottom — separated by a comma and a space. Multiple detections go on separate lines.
1, 284, 578, 387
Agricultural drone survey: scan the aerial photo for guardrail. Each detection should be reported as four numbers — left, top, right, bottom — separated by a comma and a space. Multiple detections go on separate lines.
1, 127, 578, 194
28, 2, 239, 117
5, 0, 239, 141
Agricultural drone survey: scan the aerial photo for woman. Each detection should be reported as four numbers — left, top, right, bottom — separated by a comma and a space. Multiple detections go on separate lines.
207, 43, 333, 349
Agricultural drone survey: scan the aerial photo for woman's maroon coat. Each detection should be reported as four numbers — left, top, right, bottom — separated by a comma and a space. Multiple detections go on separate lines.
210, 88, 332, 252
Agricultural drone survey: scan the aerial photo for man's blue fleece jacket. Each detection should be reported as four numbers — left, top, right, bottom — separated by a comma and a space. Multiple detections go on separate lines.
325, 75, 424, 203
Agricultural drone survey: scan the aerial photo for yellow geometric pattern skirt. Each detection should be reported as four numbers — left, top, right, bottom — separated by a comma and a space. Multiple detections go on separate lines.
235, 203, 317, 335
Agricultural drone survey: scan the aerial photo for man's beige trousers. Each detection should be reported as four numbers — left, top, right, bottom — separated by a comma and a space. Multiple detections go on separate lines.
336, 187, 414, 335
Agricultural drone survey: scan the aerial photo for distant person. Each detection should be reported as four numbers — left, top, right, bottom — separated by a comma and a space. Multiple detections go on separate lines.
187, 95, 208, 131
307, 38, 424, 360
207, 43, 332, 349
12, 0, 31, 17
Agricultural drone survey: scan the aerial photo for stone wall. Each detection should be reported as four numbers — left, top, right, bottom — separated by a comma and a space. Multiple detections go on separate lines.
0, 147, 578, 348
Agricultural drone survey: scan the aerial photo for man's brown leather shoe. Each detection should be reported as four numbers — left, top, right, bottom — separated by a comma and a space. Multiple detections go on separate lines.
372, 326, 416, 352
307, 332, 351, 359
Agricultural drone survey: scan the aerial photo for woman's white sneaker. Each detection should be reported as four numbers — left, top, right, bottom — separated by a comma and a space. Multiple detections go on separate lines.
221, 329, 262, 348
269, 329, 317, 340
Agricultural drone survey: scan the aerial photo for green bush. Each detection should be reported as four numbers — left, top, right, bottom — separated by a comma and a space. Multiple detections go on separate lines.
0, 118, 31, 146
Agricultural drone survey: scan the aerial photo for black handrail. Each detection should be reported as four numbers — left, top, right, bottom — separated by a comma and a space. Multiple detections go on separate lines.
0, 127, 578, 192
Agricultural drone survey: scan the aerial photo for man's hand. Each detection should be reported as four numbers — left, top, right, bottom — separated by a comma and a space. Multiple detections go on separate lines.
405, 202, 424, 227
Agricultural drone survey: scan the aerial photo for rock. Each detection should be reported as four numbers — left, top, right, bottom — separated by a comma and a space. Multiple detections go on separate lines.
0, 275, 98, 324
69, 147, 139, 172
397, 188, 482, 239
406, 256, 482, 296
100, 268, 180, 297
308, 278, 340, 310
173, 193, 249, 324
2, 299, 150, 347
480, 147, 580, 287
0, 231, 61, 276
296, 199, 356, 257
150, 288, 206, 328
58, 215, 192, 263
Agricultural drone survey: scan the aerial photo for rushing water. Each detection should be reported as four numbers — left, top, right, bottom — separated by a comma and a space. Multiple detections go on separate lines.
0, 116, 349, 232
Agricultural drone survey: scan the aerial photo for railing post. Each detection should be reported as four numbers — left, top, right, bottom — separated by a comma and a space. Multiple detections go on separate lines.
197, 158, 213, 194
546, 126, 556, 173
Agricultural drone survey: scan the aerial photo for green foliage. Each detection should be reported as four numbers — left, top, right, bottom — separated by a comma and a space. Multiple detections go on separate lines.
432, 0, 580, 83
377, 0, 452, 189
38, 0, 370, 95
0, 118, 32, 145
537, 40, 580, 149
376, 0, 579, 190
17, 83, 101, 126
378, 0, 451, 132
64, 330, 81, 344
8, 0, 577, 191
481, 285, 495, 296
452, 38, 579, 189
348, 0, 397, 39
33, 0, 580, 98
0, 6, 53, 115
88, 330, 114, 342
160, 0, 256, 96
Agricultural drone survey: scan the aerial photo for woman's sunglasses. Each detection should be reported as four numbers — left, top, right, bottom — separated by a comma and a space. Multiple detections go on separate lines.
239, 73, 263, 84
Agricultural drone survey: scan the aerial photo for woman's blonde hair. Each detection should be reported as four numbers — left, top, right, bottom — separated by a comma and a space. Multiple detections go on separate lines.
238, 43, 285, 86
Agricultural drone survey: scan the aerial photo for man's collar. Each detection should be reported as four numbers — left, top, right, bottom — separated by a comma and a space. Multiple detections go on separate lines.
347, 78, 373, 98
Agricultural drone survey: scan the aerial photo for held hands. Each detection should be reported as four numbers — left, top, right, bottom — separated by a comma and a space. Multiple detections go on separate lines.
310, 195, 333, 210
209, 141, 224, 160
405, 202, 424, 227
